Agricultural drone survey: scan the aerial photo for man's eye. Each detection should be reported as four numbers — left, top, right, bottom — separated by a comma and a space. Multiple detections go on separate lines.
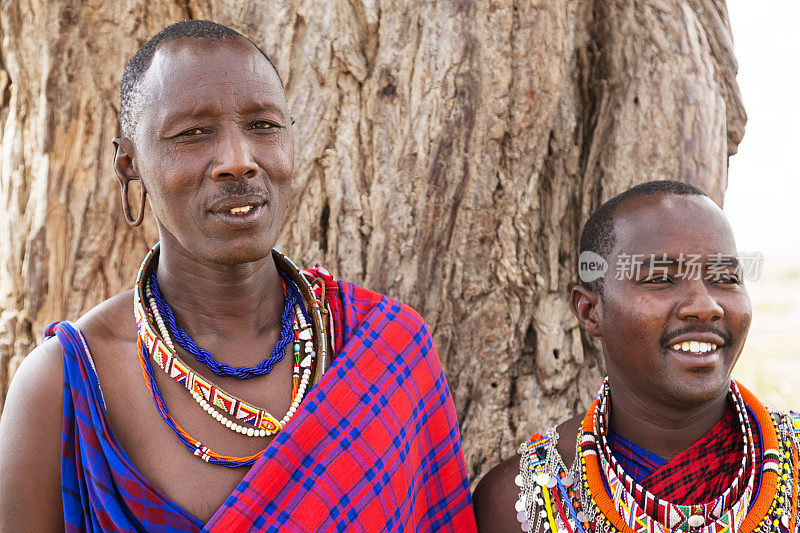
178, 127, 207, 136
712, 274, 740, 284
250, 121, 274, 130
644, 275, 670, 283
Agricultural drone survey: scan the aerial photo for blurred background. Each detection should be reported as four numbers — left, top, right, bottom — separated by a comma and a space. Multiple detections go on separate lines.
726, 0, 800, 410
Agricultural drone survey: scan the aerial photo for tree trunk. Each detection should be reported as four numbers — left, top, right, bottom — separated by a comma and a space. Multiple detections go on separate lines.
0, 0, 744, 482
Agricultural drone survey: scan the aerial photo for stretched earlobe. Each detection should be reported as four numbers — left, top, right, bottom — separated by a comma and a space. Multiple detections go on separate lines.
570, 285, 602, 337
113, 137, 147, 227
120, 178, 147, 226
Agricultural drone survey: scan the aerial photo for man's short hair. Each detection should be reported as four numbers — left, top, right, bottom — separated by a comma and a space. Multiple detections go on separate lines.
579, 180, 709, 293
119, 20, 282, 139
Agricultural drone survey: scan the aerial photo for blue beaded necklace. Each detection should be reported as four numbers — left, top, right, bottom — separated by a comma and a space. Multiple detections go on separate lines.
148, 268, 303, 379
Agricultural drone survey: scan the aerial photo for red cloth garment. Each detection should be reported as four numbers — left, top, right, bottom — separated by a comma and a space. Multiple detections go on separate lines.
204, 268, 477, 532
638, 407, 763, 505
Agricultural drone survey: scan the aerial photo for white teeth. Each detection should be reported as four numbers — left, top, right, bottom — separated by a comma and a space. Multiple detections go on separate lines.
229, 205, 253, 215
671, 341, 719, 353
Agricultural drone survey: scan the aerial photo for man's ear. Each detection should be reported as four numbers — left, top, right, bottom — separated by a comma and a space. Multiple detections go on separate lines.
570, 284, 603, 337
113, 137, 139, 184
113, 137, 148, 226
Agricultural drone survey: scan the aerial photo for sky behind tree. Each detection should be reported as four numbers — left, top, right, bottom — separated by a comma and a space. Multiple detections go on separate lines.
725, 0, 800, 260
726, 0, 799, 410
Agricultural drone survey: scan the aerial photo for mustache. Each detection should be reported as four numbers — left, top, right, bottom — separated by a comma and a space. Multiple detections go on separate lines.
207, 182, 270, 205
660, 325, 731, 347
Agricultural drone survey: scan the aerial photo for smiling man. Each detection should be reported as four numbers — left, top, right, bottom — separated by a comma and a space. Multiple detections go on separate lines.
0, 21, 475, 532
473, 180, 800, 533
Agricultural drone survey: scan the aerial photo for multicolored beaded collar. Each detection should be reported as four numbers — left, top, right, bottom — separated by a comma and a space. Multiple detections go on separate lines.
516, 381, 800, 533
588, 380, 756, 533
579, 381, 794, 533
134, 243, 330, 467
145, 282, 313, 436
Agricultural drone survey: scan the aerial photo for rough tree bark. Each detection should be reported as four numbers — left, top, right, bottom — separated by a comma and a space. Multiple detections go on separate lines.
0, 0, 744, 482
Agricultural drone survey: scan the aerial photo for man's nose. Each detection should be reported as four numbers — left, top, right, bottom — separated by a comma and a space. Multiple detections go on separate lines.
676, 279, 724, 322
211, 127, 258, 181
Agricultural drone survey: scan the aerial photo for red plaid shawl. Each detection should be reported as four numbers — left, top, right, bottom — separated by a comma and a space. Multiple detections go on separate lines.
610, 406, 762, 505
56, 267, 475, 532
205, 270, 476, 531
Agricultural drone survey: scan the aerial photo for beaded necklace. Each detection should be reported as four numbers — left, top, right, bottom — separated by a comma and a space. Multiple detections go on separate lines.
148, 269, 299, 378
589, 380, 756, 533
579, 382, 792, 533
516, 429, 586, 533
133, 243, 325, 467
144, 281, 313, 436
516, 381, 799, 533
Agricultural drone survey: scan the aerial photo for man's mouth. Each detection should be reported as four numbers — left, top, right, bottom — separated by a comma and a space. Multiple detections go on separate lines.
229, 205, 254, 215
216, 202, 261, 220
669, 341, 718, 354
661, 327, 729, 357
208, 195, 267, 228
664, 333, 728, 367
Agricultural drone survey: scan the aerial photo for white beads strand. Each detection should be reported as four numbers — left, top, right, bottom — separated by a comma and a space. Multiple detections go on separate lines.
144, 281, 316, 438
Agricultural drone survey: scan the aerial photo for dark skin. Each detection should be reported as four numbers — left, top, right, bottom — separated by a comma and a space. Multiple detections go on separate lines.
0, 37, 297, 529
473, 194, 752, 532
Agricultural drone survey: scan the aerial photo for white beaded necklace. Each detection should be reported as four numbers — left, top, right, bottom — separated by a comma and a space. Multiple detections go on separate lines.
144, 280, 314, 437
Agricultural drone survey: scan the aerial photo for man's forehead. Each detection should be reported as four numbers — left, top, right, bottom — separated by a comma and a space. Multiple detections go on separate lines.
612, 194, 737, 256
144, 37, 274, 85
131, 37, 286, 132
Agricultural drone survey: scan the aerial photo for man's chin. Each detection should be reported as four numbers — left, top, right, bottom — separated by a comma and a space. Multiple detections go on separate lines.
207, 248, 273, 266
196, 236, 276, 266
660, 349, 737, 401
661, 374, 733, 409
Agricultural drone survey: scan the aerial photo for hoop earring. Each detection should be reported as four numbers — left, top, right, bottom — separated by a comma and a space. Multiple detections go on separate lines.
120, 178, 147, 227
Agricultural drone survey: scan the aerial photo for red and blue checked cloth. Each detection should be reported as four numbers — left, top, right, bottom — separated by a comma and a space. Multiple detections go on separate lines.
205, 269, 476, 531
608, 405, 762, 505
607, 426, 668, 484
54, 267, 476, 532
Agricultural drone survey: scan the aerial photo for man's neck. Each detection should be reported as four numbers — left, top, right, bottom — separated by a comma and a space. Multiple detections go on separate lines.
153, 242, 285, 367
606, 377, 730, 461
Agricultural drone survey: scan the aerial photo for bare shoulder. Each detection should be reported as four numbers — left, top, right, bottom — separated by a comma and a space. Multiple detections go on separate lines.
76, 289, 137, 349
1, 331, 66, 430
473, 415, 583, 533
3, 288, 134, 399
1, 335, 65, 415
473, 454, 522, 533
0, 335, 65, 530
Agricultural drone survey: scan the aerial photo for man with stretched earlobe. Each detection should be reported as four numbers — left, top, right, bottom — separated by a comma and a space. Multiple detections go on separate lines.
473, 180, 798, 533
0, 20, 476, 532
